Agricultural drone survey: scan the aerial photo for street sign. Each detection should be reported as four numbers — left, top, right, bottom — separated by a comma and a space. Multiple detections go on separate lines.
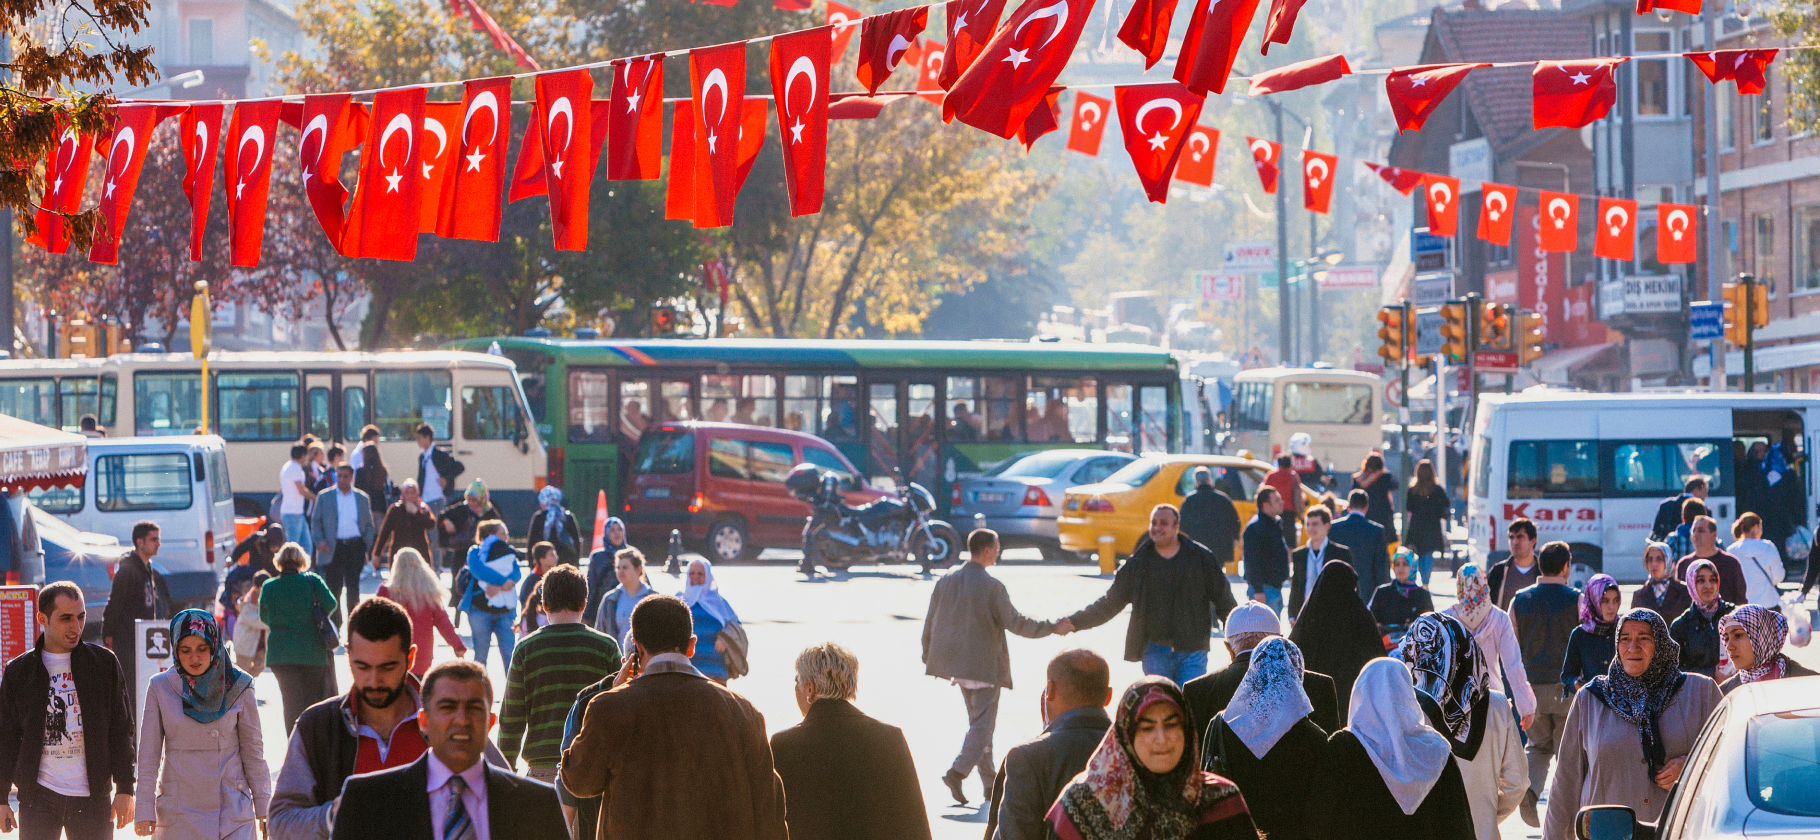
1474, 350, 1519, 373
1412, 228, 1451, 272
1222, 241, 1276, 273
1256, 272, 1283, 289
1318, 266, 1377, 290
1414, 308, 1444, 356
1410, 272, 1454, 305
1690, 301, 1724, 340
1385, 379, 1403, 408
1197, 272, 1245, 303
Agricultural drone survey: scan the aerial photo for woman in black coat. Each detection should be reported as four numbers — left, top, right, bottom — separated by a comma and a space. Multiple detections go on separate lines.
1290, 560, 1388, 721
525, 486, 584, 567
1402, 459, 1450, 586
1204, 637, 1328, 840
1670, 559, 1735, 679
1370, 549, 1435, 646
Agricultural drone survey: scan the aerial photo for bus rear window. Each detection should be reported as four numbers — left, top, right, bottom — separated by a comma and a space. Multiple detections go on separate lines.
1508, 440, 1598, 498
633, 432, 694, 475
1282, 383, 1373, 424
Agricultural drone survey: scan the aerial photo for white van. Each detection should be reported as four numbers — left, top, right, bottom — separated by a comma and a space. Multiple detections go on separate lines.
28, 436, 235, 611
1467, 391, 1820, 583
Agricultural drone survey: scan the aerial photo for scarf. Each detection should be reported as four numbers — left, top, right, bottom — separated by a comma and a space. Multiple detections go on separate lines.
682, 559, 740, 626
1580, 574, 1620, 633
1643, 542, 1673, 601
1685, 558, 1721, 618
1399, 613, 1490, 761
466, 478, 488, 503
538, 486, 568, 542
1719, 605, 1789, 684
1586, 609, 1688, 777
1222, 637, 1314, 757
1348, 658, 1454, 815
169, 609, 254, 724
1454, 563, 1492, 632
603, 516, 627, 551
1391, 548, 1424, 596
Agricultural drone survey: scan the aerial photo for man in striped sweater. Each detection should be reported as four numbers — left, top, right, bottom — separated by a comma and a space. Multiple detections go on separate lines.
498, 566, 622, 783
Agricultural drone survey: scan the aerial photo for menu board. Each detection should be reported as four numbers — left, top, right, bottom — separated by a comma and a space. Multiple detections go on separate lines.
0, 587, 37, 664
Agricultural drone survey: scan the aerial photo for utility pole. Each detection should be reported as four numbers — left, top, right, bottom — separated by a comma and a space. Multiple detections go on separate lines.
1, 37, 14, 358
1703, 11, 1726, 392
1272, 101, 1291, 366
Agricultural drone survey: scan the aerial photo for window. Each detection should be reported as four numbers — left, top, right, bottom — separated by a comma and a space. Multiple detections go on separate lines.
217, 372, 300, 441
632, 431, 693, 474
1231, 381, 1272, 432
57, 378, 101, 433
802, 446, 857, 490
1635, 33, 1672, 117
824, 377, 862, 442
134, 373, 203, 436
700, 374, 777, 426
707, 437, 747, 479
1755, 214, 1776, 290
207, 449, 232, 503
1106, 384, 1134, 453
94, 453, 192, 511
567, 369, 612, 443
998, 451, 1085, 479
749, 441, 795, 483
305, 387, 330, 439
27, 484, 81, 513
1471, 435, 1492, 498
783, 375, 821, 436
1282, 382, 1374, 424
1723, 220, 1739, 284
1718, 84, 1735, 150
1074, 456, 1130, 485
1507, 440, 1599, 498
373, 371, 452, 439
343, 387, 368, 438
1798, 207, 1820, 292
1745, 710, 1820, 817
620, 380, 651, 441
1139, 385, 1169, 454
1027, 377, 1097, 443
187, 18, 213, 64
946, 376, 1019, 442
1608, 440, 1727, 497
99, 375, 116, 427
461, 386, 526, 440
0, 379, 58, 427
1754, 92, 1774, 142
660, 380, 692, 423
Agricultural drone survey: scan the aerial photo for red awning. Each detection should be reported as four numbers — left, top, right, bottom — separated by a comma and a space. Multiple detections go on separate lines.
0, 415, 86, 493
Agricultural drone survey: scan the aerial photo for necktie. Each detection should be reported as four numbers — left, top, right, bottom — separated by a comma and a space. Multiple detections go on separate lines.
443, 775, 476, 840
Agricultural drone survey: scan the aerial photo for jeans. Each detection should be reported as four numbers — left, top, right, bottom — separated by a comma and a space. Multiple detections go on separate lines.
281, 513, 313, 562
18, 788, 112, 840
1141, 643, 1209, 685
468, 608, 515, 666
1248, 582, 1284, 615
1417, 552, 1436, 587
950, 685, 1000, 783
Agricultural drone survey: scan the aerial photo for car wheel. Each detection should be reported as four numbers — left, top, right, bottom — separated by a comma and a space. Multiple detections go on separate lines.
707, 518, 754, 564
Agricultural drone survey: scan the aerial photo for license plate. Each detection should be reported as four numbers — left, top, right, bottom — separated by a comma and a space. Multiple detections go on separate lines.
976, 492, 1010, 504
643, 487, 671, 499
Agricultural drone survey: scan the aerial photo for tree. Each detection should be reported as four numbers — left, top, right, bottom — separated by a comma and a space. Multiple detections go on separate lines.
1772, 8, 1820, 135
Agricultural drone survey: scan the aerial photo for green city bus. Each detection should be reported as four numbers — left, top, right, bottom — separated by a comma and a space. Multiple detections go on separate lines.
446, 337, 1182, 536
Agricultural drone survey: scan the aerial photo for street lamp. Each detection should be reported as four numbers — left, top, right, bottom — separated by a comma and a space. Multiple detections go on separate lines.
116, 69, 207, 98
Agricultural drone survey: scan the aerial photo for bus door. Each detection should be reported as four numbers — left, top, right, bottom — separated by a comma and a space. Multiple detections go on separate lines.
863, 377, 942, 493
304, 373, 336, 441
342, 374, 370, 442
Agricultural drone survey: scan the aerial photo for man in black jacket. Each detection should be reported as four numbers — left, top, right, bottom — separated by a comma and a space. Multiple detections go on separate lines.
332, 660, 565, 840
1179, 467, 1241, 569
100, 520, 165, 715
0, 582, 136, 840
985, 649, 1112, 840
1182, 601, 1340, 742
1651, 476, 1706, 542
1288, 504, 1353, 619
1241, 487, 1291, 616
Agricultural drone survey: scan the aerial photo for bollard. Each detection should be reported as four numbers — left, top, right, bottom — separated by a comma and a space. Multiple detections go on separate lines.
666, 529, 684, 575
1098, 534, 1117, 574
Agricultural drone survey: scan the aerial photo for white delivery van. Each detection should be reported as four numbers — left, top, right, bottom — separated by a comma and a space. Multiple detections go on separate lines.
28, 436, 235, 611
1467, 391, 1820, 583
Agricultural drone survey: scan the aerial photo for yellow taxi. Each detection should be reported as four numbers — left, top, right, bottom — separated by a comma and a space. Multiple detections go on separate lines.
1058, 454, 1324, 569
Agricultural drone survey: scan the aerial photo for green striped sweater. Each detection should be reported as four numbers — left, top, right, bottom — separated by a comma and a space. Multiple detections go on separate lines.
498, 623, 622, 768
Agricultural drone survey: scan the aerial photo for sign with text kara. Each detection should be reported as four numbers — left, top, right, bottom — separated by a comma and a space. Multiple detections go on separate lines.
1222, 240, 1275, 273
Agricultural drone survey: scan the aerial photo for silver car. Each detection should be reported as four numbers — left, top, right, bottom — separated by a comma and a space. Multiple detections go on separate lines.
949, 449, 1136, 561
1577, 674, 1820, 840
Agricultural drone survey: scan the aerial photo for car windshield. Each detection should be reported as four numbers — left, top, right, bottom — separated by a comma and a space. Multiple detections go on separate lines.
1747, 708, 1820, 817
995, 452, 1082, 479
1103, 459, 1162, 487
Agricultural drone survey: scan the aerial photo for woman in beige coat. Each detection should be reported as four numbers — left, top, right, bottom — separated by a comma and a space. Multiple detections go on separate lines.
134, 610, 271, 840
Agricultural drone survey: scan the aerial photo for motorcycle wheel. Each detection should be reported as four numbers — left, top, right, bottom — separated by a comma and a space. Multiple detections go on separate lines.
913, 522, 961, 572
809, 531, 851, 571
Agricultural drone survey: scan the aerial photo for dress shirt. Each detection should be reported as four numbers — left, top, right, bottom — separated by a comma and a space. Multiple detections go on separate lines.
1302, 539, 1328, 605
336, 490, 361, 540
427, 751, 489, 840
422, 450, 445, 503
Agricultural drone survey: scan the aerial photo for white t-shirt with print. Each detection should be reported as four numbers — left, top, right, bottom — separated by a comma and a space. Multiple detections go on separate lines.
279, 459, 308, 515
36, 651, 88, 798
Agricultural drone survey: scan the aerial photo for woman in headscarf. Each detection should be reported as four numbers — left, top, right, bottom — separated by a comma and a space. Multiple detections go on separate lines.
683, 558, 742, 683
438, 479, 503, 575
592, 546, 655, 648
1718, 604, 1816, 694
1289, 560, 1388, 721
584, 516, 630, 625
1629, 542, 1691, 623
134, 610, 271, 840
1441, 565, 1537, 727
1400, 614, 1526, 840
1203, 637, 1326, 840
1668, 559, 1735, 679
526, 486, 582, 567
1369, 548, 1435, 646
1543, 609, 1722, 840
1307, 658, 1476, 839
1047, 677, 1258, 840
1561, 574, 1620, 696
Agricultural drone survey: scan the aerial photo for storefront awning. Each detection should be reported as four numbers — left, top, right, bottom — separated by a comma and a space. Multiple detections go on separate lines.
1725, 341, 1820, 374
0, 415, 87, 493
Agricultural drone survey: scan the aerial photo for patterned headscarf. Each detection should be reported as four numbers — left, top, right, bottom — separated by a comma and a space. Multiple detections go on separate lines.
1400, 612, 1490, 761
538, 486, 568, 542
1222, 637, 1314, 758
1719, 604, 1789, 684
1586, 608, 1687, 777
1685, 558, 1721, 612
1392, 548, 1424, 595
1579, 574, 1621, 633
466, 478, 488, 501
169, 609, 254, 724
1453, 564, 1492, 632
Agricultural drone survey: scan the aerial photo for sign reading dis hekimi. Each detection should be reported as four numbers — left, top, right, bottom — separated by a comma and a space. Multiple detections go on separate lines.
1222, 241, 1275, 273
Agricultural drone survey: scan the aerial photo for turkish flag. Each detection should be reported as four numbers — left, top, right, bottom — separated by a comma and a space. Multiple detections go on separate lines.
416, 103, 462, 234
916, 41, 947, 103
1477, 181, 1517, 246
1017, 87, 1063, 150
341, 88, 426, 261
27, 124, 94, 254
1538, 190, 1578, 253
690, 43, 746, 229
1115, 84, 1203, 204
1065, 92, 1111, 155
827, 2, 862, 64
438, 76, 512, 241
1385, 63, 1488, 131
666, 102, 698, 222
1594, 197, 1636, 261
1423, 174, 1461, 237
298, 94, 364, 248
1118, 0, 1179, 70
1246, 137, 1280, 194
856, 7, 929, 94
944, 0, 1093, 139
940, 0, 1009, 90
1364, 161, 1422, 195
535, 68, 594, 250
223, 100, 281, 267
900, 38, 925, 74
1246, 54, 1350, 96
89, 105, 177, 264
1533, 58, 1626, 129
1174, 0, 1263, 96
178, 104, 223, 261
1302, 150, 1336, 213
1259, 0, 1308, 55
1175, 125, 1219, 187
1636, 0, 1698, 14
775, 0, 812, 10
771, 27, 832, 216
507, 114, 546, 202
732, 98, 769, 195
1687, 49, 1777, 95
1658, 203, 1697, 264
604, 58, 664, 181
828, 92, 912, 120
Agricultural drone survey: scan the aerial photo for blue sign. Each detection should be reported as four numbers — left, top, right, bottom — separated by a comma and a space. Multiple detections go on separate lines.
1690, 301, 1724, 340
1411, 229, 1449, 255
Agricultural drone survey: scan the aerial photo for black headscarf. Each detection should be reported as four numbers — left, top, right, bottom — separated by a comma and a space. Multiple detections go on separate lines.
1585, 608, 1687, 777
1399, 612, 1490, 760
1289, 560, 1386, 719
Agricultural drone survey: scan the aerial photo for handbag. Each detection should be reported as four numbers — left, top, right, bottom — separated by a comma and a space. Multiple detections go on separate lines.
1787, 525, 1813, 563
1201, 713, 1231, 775
312, 599, 340, 652
716, 621, 751, 680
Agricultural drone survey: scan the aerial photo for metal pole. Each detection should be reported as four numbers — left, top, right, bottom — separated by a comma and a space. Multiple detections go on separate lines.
1398, 302, 1412, 519
0, 37, 13, 358
1743, 273, 1755, 391
1704, 12, 1726, 392
1309, 215, 1320, 364
1273, 101, 1291, 366
1434, 354, 1446, 513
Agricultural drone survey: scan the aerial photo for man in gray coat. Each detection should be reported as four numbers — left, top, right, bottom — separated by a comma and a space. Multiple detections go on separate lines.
310, 464, 375, 624
985, 649, 1112, 840
921, 529, 1068, 807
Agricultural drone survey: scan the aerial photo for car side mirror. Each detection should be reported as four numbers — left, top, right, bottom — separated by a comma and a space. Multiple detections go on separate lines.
1576, 806, 1648, 840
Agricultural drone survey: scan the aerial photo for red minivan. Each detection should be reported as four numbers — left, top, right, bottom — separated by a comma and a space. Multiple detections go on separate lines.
624, 422, 884, 564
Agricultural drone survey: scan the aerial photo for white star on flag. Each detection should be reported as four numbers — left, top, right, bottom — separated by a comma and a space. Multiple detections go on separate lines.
707, 132, 718, 154
466, 150, 486, 171
552, 157, 566, 177
105, 180, 116, 198
790, 118, 805, 143
1003, 48, 1030, 69
385, 168, 403, 192
1411, 77, 1428, 87
1146, 132, 1167, 150
1570, 71, 1591, 84
626, 91, 642, 113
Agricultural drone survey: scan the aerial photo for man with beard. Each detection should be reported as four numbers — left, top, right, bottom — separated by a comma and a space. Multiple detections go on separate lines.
270, 598, 506, 840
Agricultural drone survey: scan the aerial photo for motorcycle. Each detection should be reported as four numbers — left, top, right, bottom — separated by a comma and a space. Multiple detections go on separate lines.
785, 464, 961, 574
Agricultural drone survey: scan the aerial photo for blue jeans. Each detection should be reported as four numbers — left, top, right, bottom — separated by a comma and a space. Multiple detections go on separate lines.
1417, 552, 1435, 587
1248, 582, 1284, 615
280, 513, 312, 561
1141, 643, 1208, 686
468, 609, 515, 666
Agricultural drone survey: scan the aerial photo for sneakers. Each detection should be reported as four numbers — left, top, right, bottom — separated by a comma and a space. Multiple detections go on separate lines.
1520, 788, 1540, 827
941, 770, 969, 806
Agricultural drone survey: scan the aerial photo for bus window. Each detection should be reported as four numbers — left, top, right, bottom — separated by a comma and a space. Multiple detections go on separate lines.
57, 378, 101, 433
374, 370, 453, 439
868, 383, 900, 485
99, 374, 117, 427
1608, 441, 1727, 496
1139, 385, 1169, 453
497, 349, 549, 429
660, 380, 693, 423
1232, 382, 1270, 432
0, 379, 57, 427
95, 453, 193, 511
733, 375, 777, 427
783, 376, 819, 434
1028, 377, 1097, 443
305, 386, 332, 440
1508, 440, 1598, 498
218, 372, 301, 441
568, 369, 612, 443
1282, 382, 1374, 424
701, 375, 738, 423
462, 386, 526, 440
135, 373, 204, 435
343, 387, 369, 436
824, 376, 860, 441
946, 377, 984, 440
977, 377, 1019, 441
620, 380, 651, 441
1107, 384, 1134, 453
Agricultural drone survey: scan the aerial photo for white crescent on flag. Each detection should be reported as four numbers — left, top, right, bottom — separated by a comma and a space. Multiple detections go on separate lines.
422, 116, 449, 177
701, 70, 729, 125
1429, 181, 1452, 211
1486, 189, 1509, 221
1188, 130, 1211, 161
379, 112, 415, 167
1077, 100, 1101, 129
784, 56, 818, 118
104, 127, 135, 197
1547, 197, 1572, 228
887, 34, 913, 69
300, 114, 329, 181
193, 120, 211, 178
1249, 138, 1274, 162
1305, 156, 1328, 186
1667, 208, 1690, 240
1605, 205, 1629, 235
462, 91, 501, 148
1014, 1, 1069, 48
1133, 97, 1183, 133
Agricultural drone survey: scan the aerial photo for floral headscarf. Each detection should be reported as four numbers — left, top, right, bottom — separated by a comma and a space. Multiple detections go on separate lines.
1719, 604, 1789, 684
1453, 564, 1492, 632
1586, 609, 1687, 776
465, 478, 488, 502
169, 609, 254, 724
1579, 574, 1620, 633
1685, 558, 1722, 612
1400, 612, 1490, 760
538, 486, 568, 542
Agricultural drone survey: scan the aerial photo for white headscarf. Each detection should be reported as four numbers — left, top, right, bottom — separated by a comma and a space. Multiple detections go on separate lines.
682, 559, 740, 626
1348, 657, 1454, 815
1222, 637, 1314, 757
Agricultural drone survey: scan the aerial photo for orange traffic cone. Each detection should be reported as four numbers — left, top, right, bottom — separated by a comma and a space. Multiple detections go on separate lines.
591, 489, 608, 552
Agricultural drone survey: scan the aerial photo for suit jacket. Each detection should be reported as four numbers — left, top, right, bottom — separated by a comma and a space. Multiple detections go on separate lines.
1328, 513, 1388, 604
1288, 541, 1353, 619
923, 562, 1056, 688
771, 699, 931, 840
1651, 493, 1690, 541
984, 706, 1112, 840
310, 488, 376, 553
330, 754, 565, 840
1182, 649, 1340, 744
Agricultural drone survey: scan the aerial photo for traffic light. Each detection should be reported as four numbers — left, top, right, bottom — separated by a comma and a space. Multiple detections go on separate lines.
1438, 301, 1470, 362
1517, 310, 1546, 365
650, 306, 678, 335
1751, 282, 1769, 328
1376, 305, 1407, 367
1722, 282, 1749, 346
1478, 303, 1512, 351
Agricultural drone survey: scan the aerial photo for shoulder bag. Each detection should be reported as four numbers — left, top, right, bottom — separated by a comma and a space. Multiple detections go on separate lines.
717, 620, 751, 679
1201, 713, 1231, 775
312, 592, 340, 652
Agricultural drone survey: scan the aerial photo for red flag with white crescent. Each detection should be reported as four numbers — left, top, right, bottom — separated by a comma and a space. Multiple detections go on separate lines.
1173, 0, 1262, 95
856, 7, 929, 94
1065, 92, 1110, 155
1657, 203, 1697, 264
1385, 63, 1488, 132
416, 102, 462, 234
1687, 49, 1777, 95
732, 98, 769, 196
298, 93, 365, 249
508, 110, 547, 203
689, 43, 746, 229
1538, 190, 1578, 253
1302, 149, 1336, 213
1017, 87, 1063, 150
607, 57, 664, 180
89, 104, 177, 264
1117, 0, 1178, 70
27, 124, 94, 254
1115, 83, 1204, 204
666, 101, 697, 222
179, 104, 223, 262
439, 76, 513, 241
341, 87, 427, 261
917, 41, 947, 103
1594, 197, 1636, 261
1423, 174, 1461, 237
1259, 0, 1309, 54
944, 0, 1095, 139
1246, 136, 1280, 194
223, 100, 281, 267
770, 27, 831, 217
827, 2, 862, 64
1364, 161, 1423, 195
535, 68, 594, 250
1477, 181, 1517, 246
1533, 58, 1626, 129
1174, 125, 1220, 187
940, 0, 1008, 90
